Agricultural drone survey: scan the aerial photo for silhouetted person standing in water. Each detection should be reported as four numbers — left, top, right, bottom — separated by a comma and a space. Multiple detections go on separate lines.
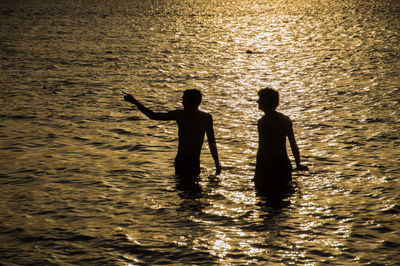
254, 88, 308, 197
123, 89, 221, 178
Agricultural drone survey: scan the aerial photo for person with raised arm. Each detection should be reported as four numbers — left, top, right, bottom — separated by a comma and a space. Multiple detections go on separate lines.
123, 89, 221, 178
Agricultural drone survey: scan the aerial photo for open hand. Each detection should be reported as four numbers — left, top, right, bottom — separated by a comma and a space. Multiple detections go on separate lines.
122, 91, 136, 103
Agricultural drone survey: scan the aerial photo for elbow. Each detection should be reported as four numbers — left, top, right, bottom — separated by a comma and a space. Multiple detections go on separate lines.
145, 111, 158, 120
208, 139, 217, 147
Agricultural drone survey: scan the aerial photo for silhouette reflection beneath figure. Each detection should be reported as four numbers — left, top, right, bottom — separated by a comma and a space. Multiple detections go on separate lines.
175, 175, 202, 199
254, 88, 308, 199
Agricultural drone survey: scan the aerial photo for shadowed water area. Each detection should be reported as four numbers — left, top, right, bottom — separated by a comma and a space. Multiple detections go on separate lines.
1, 0, 399, 264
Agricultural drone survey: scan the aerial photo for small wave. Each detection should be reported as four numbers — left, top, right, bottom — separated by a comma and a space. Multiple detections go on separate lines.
109, 128, 134, 135
1, 176, 37, 185
128, 144, 149, 151
381, 204, 400, 215
373, 225, 394, 234
123, 116, 142, 121
362, 118, 386, 123
0, 114, 37, 120
367, 132, 398, 142
107, 169, 152, 178
89, 141, 106, 147
73, 136, 90, 141
381, 240, 400, 249
308, 249, 334, 258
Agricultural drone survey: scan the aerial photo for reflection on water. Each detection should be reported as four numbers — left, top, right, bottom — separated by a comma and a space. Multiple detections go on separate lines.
1, 0, 399, 264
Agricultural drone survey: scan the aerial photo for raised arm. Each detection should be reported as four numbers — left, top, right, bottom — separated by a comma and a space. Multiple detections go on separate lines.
288, 121, 308, 171
206, 116, 221, 175
123, 92, 173, 121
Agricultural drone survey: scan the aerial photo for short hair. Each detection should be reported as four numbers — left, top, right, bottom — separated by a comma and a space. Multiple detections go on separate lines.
258, 87, 279, 110
183, 89, 202, 107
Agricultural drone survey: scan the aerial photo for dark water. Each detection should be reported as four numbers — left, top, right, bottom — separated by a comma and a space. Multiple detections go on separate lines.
1, 0, 399, 264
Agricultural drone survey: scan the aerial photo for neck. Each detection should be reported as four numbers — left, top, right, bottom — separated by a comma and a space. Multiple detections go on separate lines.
184, 107, 198, 112
263, 109, 277, 115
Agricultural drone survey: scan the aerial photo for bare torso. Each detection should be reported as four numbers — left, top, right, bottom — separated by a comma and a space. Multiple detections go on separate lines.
256, 111, 291, 160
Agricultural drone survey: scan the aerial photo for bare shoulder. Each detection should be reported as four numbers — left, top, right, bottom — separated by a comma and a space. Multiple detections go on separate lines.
169, 109, 183, 118
199, 110, 213, 120
198, 111, 213, 129
258, 112, 292, 128
276, 111, 292, 123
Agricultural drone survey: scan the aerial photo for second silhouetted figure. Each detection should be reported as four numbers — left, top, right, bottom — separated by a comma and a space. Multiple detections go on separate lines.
254, 87, 308, 197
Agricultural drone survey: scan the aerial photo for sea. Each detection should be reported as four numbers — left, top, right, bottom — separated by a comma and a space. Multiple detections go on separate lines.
1, 0, 399, 264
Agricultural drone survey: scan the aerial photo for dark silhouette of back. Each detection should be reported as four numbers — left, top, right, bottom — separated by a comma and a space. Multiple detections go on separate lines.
254, 88, 307, 198
171, 108, 215, 176
123, 89, 221, 178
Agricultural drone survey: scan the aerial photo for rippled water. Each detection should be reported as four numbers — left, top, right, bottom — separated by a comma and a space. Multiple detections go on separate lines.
1, 0, 399, 264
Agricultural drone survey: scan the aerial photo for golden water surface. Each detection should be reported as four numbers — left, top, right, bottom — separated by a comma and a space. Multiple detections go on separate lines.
1, 0, 399, 264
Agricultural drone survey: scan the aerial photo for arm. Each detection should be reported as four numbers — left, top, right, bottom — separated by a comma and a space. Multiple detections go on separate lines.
206, 116, 221, 175
288, 122, 308, 171
123, 92, 173, 121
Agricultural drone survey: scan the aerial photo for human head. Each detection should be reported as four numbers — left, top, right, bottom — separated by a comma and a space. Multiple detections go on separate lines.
257, 87, 279, 112
182, 89, 202, 109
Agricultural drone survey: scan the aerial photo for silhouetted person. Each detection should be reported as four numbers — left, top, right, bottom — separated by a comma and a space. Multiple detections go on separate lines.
123, 89, 221, 178
254, 88, 308, 198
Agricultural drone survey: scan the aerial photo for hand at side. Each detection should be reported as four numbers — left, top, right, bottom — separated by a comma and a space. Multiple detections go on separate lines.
295, 164, 309, 171
215, 164, 222, 175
